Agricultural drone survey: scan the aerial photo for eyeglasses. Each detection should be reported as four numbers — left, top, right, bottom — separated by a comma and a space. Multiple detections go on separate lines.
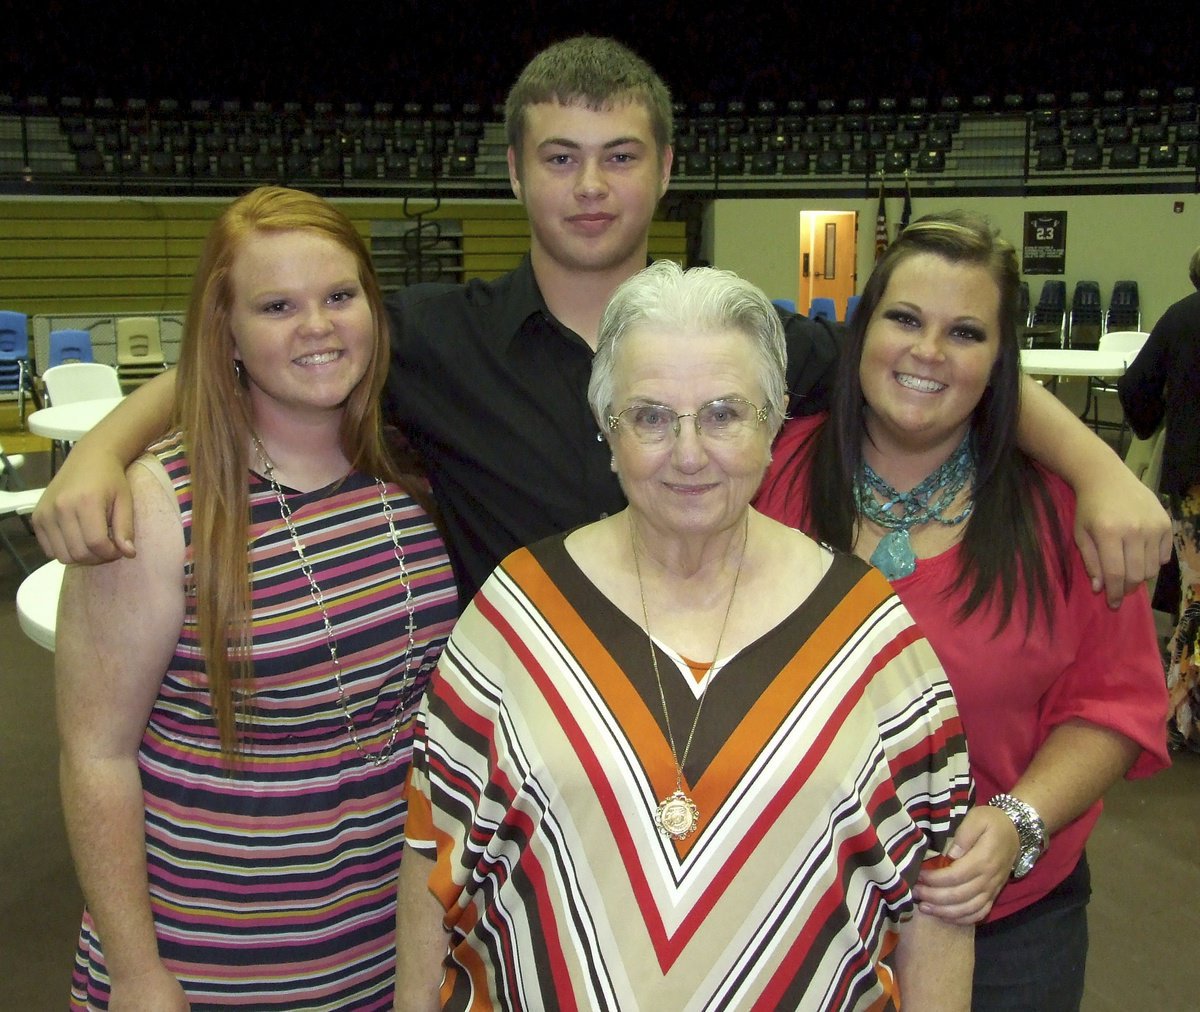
607, 397, 770, 445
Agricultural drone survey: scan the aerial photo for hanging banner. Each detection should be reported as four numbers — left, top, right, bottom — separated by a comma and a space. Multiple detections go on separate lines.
1022, 211, 1067, 275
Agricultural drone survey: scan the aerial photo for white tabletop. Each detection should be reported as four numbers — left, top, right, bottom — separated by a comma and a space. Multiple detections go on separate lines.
28, 397, 124, 441
1020, 349, 1131, 378
16, 559, 64, 652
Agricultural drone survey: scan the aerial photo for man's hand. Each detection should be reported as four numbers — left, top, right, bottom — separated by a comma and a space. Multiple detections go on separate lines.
32, 449, 136, 563
1074, 474, 1171, 608
33, 367, 178, 564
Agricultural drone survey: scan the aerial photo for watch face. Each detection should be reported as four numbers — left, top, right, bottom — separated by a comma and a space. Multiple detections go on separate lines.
1012, 849, 1037, 880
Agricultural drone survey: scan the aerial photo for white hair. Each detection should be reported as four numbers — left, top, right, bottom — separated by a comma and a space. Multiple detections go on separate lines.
587, 260, 787, 432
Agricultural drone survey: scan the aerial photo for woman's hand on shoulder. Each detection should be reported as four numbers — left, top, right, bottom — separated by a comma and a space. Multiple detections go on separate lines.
913, 805, 1019, 925
1073, 466, 1171, 609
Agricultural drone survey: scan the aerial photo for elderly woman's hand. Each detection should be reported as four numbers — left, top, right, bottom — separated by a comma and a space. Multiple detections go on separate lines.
913, 805, 1019, 925
1073, 463, 1172, 609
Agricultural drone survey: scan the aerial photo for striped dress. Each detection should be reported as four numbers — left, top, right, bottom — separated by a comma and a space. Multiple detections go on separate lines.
70, 435, 458, 1011
406, 534, 972, 1011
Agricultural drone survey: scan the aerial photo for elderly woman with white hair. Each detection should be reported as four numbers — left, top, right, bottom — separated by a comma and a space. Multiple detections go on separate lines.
395, 260, 974, 1010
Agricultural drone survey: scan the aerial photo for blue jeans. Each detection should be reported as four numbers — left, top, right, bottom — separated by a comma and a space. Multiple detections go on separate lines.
971, 856, 1090, 1012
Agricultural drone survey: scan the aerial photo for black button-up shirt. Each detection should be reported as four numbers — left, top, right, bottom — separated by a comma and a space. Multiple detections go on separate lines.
384, 256, 840, 604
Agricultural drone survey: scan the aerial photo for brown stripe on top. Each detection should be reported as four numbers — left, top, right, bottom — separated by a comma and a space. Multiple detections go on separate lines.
525, 535, 882, 782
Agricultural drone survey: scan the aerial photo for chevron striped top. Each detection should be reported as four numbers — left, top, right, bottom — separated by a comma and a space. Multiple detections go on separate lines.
70, 435, 458, 1011
407, 534, 971, 1010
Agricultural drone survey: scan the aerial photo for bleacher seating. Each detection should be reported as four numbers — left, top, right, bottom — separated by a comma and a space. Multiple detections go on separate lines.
1109, 144, 1140, 169
0, 88, 1197, 199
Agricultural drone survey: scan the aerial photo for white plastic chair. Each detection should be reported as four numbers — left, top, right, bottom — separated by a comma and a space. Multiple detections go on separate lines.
0, 485, 43, 577
40, 362, 123, 471
1, 439, 25, 488
41, 361, 122, 405
1098, 330, 1150, 356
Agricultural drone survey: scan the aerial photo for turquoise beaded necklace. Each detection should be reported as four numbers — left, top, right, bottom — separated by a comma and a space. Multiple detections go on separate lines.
855, 433, 975, 581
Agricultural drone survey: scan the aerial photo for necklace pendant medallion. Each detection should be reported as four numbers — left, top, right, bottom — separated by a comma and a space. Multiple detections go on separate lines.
655, 790, 700, 841
870, 528, 917, 581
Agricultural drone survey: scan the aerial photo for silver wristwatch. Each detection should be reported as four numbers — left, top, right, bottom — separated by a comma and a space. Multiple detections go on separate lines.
987, 793, 1047, 879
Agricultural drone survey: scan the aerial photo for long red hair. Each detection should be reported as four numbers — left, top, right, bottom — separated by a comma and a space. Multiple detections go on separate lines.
175, 186, 396, 761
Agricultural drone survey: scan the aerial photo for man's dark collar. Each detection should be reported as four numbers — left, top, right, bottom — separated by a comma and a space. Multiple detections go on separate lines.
500, 253, 657, 351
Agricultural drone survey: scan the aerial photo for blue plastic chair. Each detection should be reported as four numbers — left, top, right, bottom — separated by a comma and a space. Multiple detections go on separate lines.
845, 295, 861, 323
808, 297, 837, 322
48, 329, 95, 366
0, 310, 33, 428
0, 311, 28, 367
772, 298, 797, 314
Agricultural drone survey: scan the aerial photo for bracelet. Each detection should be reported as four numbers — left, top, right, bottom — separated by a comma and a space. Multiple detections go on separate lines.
987, 793, 1047, 879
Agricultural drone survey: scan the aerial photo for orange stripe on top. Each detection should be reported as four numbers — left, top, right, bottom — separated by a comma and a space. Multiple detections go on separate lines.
681, 656, 710, 685
501, 549, 683, 806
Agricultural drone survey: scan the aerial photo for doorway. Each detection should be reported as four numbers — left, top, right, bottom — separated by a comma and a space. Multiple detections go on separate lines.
798, 211, 858, 319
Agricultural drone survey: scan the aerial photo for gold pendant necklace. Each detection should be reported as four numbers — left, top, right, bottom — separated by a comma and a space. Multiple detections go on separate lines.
630, 513, 747, 842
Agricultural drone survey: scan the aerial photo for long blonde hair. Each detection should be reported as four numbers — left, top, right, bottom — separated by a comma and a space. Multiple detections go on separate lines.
175, 186, 396, 761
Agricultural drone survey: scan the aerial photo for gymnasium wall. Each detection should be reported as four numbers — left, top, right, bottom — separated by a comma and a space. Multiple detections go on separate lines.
707, 193, 1200, 326
0, 196, 686, 320
3, 190, 1194, 333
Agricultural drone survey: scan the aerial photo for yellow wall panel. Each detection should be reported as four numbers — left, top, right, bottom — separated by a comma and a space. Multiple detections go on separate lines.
0, 197, 689, 318
3, 257, 197, 278
463, 219, 532, 237
0, 277, 192, 299
9, 238, 205, 260
462, 236, 538, 254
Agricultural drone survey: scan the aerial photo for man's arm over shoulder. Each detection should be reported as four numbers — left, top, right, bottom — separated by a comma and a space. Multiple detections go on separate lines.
1017, 375, 1171, 605
33, 369, 177, 564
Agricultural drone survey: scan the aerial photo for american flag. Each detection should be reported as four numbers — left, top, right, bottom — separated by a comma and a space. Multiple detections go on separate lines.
899, 169, 912, 235
874, 176, 888, 262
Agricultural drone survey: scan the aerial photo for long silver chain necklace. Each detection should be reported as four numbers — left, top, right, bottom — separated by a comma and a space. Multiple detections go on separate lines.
252, 436, 417, 767
630, 513, 747, 842
855, 433, 975, 581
